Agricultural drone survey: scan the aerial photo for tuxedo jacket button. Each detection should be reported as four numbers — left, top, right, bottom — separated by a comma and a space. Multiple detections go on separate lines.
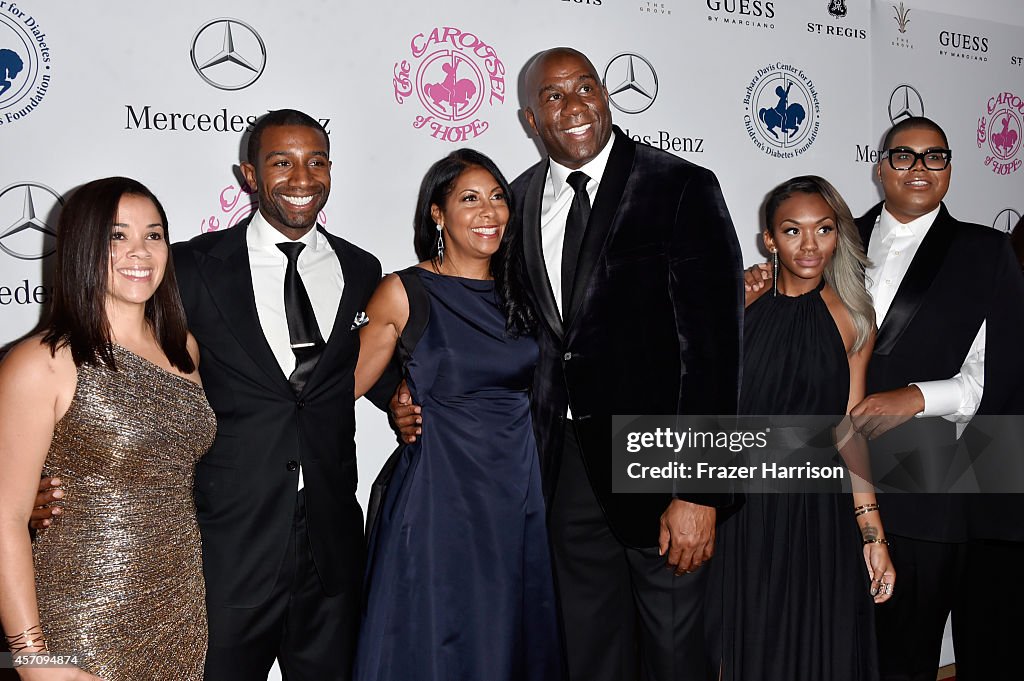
296, 400, 305, 409
287, 460, 299, 471
563, 352, 573, 361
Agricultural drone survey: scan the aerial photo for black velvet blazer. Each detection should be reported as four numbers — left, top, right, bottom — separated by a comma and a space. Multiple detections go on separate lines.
511, 127, 744, 548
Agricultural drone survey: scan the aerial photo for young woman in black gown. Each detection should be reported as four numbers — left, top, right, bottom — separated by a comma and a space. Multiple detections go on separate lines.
709, 176, 896, 681
350, 150, 560, 681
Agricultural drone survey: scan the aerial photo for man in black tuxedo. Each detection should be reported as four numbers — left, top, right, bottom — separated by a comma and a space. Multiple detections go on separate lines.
849, 116, 1024, 681
172, 110, 381, 680
516, 47, 741, 681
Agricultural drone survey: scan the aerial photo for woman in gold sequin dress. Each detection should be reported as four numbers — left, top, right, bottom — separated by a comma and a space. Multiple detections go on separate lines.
0, 177, 215, 680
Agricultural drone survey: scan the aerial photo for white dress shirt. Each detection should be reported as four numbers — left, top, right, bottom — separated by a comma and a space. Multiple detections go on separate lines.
540, 138, 614, 317
246, 210, 345, 488
866, 206, 985, 425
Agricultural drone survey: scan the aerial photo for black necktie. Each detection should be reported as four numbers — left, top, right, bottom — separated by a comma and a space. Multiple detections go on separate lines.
277, 242, 325, 395
561, 170, 591, 315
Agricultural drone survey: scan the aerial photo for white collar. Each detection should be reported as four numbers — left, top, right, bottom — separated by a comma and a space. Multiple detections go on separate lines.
879, 203, 942, 240
548, 133, 615, 200
248, 209, 323, 252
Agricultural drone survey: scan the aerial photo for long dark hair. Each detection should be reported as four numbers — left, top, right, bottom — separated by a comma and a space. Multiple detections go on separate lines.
42, 177, 195, 372
413, 149, 537, 336
764, 175, 875, 351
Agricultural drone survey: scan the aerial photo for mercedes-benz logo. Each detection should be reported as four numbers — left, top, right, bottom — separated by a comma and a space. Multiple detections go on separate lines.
603, 53, 658, 115
190, 18, 266, 91
993, 208, 1021, 234
888, 84, 924, 125
0, 182, 62, 260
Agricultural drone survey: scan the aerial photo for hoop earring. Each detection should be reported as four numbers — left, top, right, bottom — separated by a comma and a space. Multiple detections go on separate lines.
771, 248, 778, 297
435, 223, 445, 265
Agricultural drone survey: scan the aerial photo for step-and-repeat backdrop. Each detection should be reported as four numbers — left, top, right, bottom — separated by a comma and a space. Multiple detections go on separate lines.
1, 0, 1021, 674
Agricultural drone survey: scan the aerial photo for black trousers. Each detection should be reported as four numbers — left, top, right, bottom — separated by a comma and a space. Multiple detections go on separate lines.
548, 427, 710, 681
957, 539, 1024, 681
875, 535, 967, 681
203, 491, 361, 681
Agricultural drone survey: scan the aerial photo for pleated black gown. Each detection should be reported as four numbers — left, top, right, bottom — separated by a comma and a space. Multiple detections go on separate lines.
707, 281, 879, 681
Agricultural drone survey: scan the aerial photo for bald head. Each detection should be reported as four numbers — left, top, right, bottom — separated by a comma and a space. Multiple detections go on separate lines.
523, 47, 613, 169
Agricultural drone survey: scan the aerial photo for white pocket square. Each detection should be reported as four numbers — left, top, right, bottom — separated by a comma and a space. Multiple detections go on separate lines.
351, 311, 369, 330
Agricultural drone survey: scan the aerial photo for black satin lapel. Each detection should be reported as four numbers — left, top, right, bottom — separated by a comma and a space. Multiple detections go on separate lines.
200, 229, 292, 394
857, 202, 883, 250
875, 209, 955, 356
521, 163, 563, 339
301, 231, 371, 394
566, 129, 634, 326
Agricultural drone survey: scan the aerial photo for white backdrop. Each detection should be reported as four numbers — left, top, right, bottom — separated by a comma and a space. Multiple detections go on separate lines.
1, 1, 1022, 676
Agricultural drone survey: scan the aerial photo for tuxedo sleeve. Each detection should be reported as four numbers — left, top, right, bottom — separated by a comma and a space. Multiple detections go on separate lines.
668, 167, 743, 507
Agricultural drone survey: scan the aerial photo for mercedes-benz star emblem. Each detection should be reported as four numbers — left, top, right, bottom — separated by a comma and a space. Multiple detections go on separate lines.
888, 84, 924, 125
191, 18, 267, 91
603, 53, 658, 115
993, 208, 1021, 234
0, 183, 62, 260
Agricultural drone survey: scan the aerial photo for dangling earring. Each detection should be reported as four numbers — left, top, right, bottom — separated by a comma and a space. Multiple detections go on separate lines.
435, 223, 445, 265
771, 248, 778, 297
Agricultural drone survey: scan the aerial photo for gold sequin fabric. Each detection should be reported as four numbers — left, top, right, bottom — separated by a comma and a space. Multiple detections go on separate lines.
32, 345, 216, 680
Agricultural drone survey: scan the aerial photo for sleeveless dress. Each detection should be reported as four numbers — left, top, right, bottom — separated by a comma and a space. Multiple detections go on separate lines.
354, 268, 561, 681
32, 345, 216, 680
707, 282, 879, 681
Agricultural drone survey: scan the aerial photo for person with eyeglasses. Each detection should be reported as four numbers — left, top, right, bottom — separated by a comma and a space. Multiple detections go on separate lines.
848, 116, 1024, 681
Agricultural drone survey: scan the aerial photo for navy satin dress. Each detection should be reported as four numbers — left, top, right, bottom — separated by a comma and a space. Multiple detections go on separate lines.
354, 268, 561, 681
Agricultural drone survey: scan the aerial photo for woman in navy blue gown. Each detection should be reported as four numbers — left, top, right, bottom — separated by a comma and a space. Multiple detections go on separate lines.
708, 176, 896, 681
351, 150, 561, 681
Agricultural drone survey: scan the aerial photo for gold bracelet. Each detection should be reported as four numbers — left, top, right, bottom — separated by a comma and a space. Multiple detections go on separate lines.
854, 503, 879, 517
3, 623, 46, 653
863, 537, 890, 547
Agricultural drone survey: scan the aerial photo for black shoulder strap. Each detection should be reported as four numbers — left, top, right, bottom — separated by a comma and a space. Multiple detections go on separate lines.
395, 267, 430, 363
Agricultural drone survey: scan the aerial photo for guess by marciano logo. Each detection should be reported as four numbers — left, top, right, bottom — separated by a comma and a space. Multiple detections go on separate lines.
977, 91, 1023, 176
392, 27, 505, 143
706, 0, 775, 31
0, 2, 52, 126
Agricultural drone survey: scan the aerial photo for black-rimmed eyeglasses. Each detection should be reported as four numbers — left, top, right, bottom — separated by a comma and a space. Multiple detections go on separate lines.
881, 147, 953, 171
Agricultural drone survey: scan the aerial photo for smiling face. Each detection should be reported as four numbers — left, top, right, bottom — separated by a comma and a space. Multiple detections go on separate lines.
524, 49, 613, 170
430, 165, 509, 267
241, 124, 331, 238
877, 126, 951, 224
106, 193, 168, 312
765, 191, 838, 295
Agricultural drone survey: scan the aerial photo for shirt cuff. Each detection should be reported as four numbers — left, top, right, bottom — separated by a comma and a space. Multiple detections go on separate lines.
911, 380, 962, 417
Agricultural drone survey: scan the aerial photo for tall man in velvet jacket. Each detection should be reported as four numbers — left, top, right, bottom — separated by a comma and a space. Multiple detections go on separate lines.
849, 116, 1024, 681
519, 48, 743, 681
